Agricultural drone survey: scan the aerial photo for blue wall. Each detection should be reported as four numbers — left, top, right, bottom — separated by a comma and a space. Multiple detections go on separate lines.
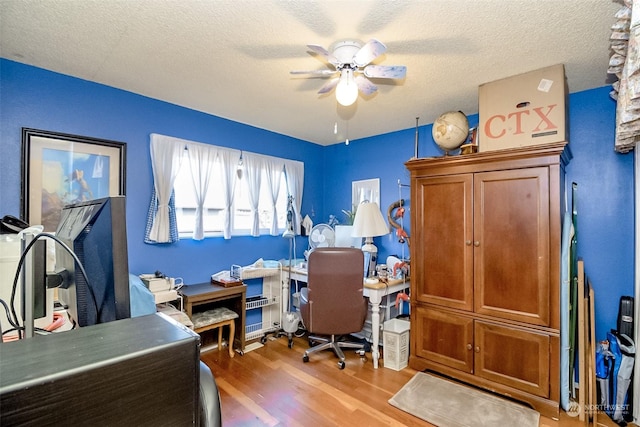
0, 59, 634, 340
322, 87, 634, 341
0, 59, 324, 284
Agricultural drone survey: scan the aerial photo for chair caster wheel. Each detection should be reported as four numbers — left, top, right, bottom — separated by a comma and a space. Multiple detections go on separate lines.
260, 336, 267, 344
288, 339, 293, 348
303, 354, 309, 363
338, 361, 345, 370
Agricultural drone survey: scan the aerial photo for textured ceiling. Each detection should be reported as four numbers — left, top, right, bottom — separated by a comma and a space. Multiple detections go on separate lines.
0, 0, 623, 145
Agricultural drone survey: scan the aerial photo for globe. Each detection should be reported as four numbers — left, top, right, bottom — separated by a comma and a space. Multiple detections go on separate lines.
432, 111, 469, 153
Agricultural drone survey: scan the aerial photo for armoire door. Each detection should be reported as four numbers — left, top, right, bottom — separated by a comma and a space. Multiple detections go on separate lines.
473, 167, 550, 326
474, 320, 550, 397
414, 305, 474, 373
414, 174, 473, 311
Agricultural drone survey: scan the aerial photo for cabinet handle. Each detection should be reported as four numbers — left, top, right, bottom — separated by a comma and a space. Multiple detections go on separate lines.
466, 344, 472, 350
474, 241, 480, 247
475, 346, 480, 353
465, 240, 472, 246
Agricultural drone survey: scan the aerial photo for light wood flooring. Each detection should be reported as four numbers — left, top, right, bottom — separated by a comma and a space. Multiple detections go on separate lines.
202, 334, 631, 427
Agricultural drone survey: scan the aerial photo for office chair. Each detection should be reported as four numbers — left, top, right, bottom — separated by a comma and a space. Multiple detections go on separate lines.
300, 247, 368, 369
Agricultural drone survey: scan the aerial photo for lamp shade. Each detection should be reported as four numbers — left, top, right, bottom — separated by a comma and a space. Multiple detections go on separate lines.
351, 202, 388, 238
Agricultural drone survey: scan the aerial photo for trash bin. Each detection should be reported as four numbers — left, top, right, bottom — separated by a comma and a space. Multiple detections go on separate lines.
383, 318, 410, 371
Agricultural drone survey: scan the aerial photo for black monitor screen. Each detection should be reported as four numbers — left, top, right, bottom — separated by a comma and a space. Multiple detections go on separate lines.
56, 196, 130, 327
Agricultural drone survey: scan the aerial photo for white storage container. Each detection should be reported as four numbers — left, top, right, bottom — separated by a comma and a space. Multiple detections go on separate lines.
382, 318, 410, 371
0, 233, 54, 332
0, 235, 22, 310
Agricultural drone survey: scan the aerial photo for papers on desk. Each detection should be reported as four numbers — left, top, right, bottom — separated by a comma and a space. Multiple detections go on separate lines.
211, 271, 243, 287
231, 260, 281, 280
154, 289, 178, 304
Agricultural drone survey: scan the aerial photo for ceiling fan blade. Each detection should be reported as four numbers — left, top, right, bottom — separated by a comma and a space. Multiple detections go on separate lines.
307, 44, 338, 65
364, 65, 407, 79
290, 69, 338, 77
353, 39, 387, 67
355, 75, 378, 95
317, 77, 339, 94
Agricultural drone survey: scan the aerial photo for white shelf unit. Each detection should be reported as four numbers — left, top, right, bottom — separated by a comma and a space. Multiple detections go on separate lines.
238, 264, 282, 341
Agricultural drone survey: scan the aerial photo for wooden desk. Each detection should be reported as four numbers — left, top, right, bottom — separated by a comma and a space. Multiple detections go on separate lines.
1, 314, 200, 425
180, 283, 247, 354
285, 266, 409, 369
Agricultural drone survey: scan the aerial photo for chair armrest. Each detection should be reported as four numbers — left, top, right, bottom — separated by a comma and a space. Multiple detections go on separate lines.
300, 287, 309, 304
199, 361, 222, 427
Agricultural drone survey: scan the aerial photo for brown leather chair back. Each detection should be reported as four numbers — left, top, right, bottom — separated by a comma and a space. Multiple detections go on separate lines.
300, 247, 367, 336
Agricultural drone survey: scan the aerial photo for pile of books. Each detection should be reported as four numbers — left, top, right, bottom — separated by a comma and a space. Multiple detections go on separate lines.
139, 274, 178, 304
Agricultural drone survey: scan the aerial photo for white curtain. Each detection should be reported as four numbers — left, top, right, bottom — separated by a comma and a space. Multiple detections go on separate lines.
147, 134, 185, 243
242, 152, 287, 236
185, 141, 216, 240
146, 133, 301, 240
283, 160, 304, 234
217, 148, 242, 239
610, 0, 640, 153
242, 152, 263, 236
263, 156, 285, 235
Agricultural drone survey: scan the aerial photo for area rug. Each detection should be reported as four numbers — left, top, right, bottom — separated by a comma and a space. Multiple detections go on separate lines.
388, 373, 540, 427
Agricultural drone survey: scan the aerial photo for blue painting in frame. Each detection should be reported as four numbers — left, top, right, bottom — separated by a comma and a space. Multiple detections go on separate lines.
21, 128, 126, 231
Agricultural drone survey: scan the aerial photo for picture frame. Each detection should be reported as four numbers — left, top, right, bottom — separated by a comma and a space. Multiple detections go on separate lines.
352, 178, 380, 209
21, 128, 126, 231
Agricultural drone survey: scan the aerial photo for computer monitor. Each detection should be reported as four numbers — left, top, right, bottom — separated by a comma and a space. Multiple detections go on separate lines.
55, 196, 130, 327
333, 225, 361, 248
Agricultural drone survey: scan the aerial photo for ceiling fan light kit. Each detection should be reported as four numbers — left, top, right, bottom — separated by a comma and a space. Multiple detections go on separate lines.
291, 38, 407, 106
336, 68, 358, 106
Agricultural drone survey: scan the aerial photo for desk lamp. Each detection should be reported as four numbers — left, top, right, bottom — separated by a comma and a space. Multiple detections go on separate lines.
351, 201, 388, 277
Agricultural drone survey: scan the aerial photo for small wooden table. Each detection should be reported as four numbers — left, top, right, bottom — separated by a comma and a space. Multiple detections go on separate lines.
180, 282, 247, 354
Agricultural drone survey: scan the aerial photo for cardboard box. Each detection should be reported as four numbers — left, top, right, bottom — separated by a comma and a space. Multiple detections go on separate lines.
478, 64, 568, 152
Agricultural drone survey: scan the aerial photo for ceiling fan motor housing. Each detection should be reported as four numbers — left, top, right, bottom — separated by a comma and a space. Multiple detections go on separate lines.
329, 40, 363, 66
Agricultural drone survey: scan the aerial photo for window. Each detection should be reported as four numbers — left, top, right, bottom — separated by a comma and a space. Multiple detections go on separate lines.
233, 170, 288, 233
144, 134, 304, 244
173, 149, 288, 237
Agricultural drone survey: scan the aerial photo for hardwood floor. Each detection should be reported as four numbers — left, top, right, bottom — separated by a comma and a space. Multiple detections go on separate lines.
202, 334, 630, 427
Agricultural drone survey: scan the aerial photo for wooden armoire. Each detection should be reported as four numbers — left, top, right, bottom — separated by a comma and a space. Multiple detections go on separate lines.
406, 142, 571, 418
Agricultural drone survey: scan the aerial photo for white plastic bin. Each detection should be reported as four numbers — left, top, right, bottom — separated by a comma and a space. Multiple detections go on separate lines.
0, 235, 22, 310
0, 232, 54, 332
382, 318, 410, 371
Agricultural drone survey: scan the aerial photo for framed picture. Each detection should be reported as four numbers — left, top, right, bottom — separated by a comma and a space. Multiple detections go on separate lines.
21, 128, 126, 231
352, 178, 380, 209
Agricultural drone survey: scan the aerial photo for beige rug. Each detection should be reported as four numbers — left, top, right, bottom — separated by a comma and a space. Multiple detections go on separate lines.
389, 373, 540, 427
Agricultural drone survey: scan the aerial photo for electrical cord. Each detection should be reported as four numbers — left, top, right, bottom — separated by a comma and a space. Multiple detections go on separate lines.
0, 297, 21, 331
5, 232, 96, 339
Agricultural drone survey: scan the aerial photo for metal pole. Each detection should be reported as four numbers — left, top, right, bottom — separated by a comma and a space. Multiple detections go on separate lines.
414, 117, 419, 158
21, 231, 36, 338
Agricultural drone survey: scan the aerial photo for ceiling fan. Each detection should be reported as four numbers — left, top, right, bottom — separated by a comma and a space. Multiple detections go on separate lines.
290, 39, 407, 106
